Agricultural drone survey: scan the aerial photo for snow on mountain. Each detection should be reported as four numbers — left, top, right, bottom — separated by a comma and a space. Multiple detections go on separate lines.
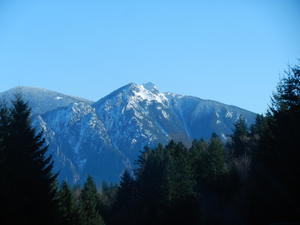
34, 101, 130, 183
1, 84, 257, 184
0, 86, 92, 115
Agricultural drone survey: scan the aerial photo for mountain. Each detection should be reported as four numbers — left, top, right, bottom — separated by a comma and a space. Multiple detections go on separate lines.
0, 83, 257, 184
0, 86, 92, 115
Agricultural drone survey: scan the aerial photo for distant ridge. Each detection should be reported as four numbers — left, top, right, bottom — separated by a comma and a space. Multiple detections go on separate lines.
0, 83, 257, 184
0, 86, 92, 115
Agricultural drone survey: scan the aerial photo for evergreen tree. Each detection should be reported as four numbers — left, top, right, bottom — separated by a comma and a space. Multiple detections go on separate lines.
202, 134, 227, 186
194, 134, 228, 225
98, 182, 118, 224
0, 95, 59, 225
167, 142, 196, 201
0, 101, 11, 224
57, 181, 83, 225
110, 170, 137, 225
190, 139, 208, 191
80, 176, 104, 225
249, 114, 267, 152
166, 142, 198, 225
229, 117, 249, 157
134, 144, 170, 225
251, 64, 300, 223
116, 170, 135, 205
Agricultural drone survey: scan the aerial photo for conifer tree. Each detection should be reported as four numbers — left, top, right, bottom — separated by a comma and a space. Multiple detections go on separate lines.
116, 170, 135, 205
251, 64, 300, 223
57, 181, 82, 225
0, 95, 59, 225
110, 170, 136, 225
134, 144, 170, 225
200, 134, 226, 186
230, 117, 249, 157
0, 101, 11, 224
167, 142, 196, 202
166, 142, 198, 225
80, 176, 104, 225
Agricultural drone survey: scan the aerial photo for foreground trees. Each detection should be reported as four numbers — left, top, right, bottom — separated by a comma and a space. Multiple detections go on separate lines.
0, 96, 106, 225
247, 64, 300, 224
0, 96, 59, 225
99, 63, 300, 225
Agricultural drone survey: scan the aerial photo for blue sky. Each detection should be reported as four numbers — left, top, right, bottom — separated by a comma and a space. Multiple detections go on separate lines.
0, 0, 299, 114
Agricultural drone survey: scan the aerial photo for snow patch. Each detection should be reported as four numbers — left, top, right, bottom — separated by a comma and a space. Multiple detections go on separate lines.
226, 111, 233, 119
161, 110, 169, 119
131, 138, 137, 144
131, 84, 168, 105
221, 133, 227, 140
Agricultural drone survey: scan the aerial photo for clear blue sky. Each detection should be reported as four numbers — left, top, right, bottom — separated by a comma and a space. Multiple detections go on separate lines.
0, 0, 299, 114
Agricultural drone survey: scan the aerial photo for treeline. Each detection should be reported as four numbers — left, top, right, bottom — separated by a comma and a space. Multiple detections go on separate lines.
0, 95, 104, 225
82, 64, 300, 225
1, 64, 300, 225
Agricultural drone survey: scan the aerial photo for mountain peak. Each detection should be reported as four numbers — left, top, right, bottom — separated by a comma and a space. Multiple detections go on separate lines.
120, 82, 159, 93
142, 82, 159, 93
126, 82, 167, 105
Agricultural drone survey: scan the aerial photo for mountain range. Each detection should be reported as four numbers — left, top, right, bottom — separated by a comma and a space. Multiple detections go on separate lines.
0, 83, 256, 184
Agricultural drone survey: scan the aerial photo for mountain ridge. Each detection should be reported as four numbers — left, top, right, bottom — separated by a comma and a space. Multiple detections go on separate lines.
0, 83, 257, 184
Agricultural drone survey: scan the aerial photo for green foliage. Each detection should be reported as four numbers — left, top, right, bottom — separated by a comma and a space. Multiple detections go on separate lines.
107, 171, 137, 225
57, 181, 83, 225
109, 139, 228, 225
98, 182, 118, 223
80, 176, 105, 225
229, 117, 249, 157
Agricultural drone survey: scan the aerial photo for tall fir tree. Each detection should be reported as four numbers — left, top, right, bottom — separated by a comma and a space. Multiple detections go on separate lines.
251, 64, 300, 223
0, 101, 11, 224
110, 170, 137, 225
80, 176, 104, 225
57, 181, 83, 225
229, 117, 249, 157
134, 144, 170, 225
0, 95, 59, 225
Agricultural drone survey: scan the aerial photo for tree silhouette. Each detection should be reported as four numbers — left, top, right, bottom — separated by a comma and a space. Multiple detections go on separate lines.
0, 95, 59, 225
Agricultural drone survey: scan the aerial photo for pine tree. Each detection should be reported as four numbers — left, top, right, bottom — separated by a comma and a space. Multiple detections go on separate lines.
116, 170, 135, 205
57, 181, 83, 225
80, 176, 104, 225
196, 134, 228, 225
167, 142, 196, 202
0, 95, 59, 225
166, 142, 198, 225
252, 64, 300, 223
199, 134, 226, 186
230, 117, 249, 157
111, 170, 136, 225
0, 101, 11, 225
134, 144, 170, 225
98, 182, 118, 224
